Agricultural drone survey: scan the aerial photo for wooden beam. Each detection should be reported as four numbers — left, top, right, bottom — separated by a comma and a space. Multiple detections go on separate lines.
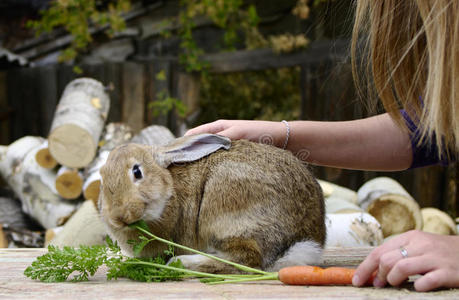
122, 62, 145, 133
17, 2, 164, 60
202, 39, 349, 73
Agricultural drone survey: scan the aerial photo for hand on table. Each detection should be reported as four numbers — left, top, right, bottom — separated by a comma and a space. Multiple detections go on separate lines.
353, 230, 459, 292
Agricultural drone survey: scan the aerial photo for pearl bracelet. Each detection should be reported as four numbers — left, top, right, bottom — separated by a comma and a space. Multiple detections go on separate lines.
281, 120, 290, 150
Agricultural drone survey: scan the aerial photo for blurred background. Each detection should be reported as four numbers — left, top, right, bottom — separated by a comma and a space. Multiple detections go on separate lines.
0, 0, 457, 243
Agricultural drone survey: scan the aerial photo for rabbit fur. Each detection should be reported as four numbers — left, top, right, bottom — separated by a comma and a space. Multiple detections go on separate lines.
99, 134, 326, 273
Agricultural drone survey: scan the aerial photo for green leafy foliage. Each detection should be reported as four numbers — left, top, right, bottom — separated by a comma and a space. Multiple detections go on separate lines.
196, 67, 302, 126
175, 0, 261, 72
24, 221, 277, 284
149, 70, 187, 118
24, 241, 116, 282
24, 235, 184, 283
27, 0, 131, 64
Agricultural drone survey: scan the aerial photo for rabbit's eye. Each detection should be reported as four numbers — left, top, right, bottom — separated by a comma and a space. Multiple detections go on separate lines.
132, 164, 143, 180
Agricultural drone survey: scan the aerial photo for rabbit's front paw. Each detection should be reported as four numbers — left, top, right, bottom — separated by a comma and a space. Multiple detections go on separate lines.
167, 254, 233, 273
167, 254, 209, 270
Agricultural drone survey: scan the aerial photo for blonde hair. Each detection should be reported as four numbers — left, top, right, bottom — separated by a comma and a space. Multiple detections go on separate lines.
351, 0, 458, 157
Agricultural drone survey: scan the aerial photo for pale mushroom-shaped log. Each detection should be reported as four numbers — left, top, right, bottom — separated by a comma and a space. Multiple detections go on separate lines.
357, 177, 422, 238
421, 207, 457, 235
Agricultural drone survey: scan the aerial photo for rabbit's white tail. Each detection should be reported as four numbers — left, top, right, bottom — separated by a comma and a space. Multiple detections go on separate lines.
267, 240, 323, 271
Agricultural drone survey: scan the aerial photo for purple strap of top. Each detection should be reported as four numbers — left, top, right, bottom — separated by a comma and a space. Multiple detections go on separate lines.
401, 110, 451, 169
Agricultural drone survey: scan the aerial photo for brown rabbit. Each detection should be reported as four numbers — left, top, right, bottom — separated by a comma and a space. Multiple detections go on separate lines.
99, 134, 325, 273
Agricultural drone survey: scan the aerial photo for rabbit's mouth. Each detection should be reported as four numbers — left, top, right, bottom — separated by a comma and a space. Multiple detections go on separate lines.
108, 209, 145, 229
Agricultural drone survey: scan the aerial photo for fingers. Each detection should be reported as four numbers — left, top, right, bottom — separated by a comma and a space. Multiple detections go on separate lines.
216, 127, 245, 140
414, 269, 452, 292
353, 247, 383, 286
372, 247, 411, 287
386, 255, 431, 286
353, 231, 418, 287
185, 120, 228, 136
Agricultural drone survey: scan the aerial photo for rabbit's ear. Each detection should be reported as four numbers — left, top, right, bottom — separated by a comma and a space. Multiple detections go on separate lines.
154, 134, 231, 167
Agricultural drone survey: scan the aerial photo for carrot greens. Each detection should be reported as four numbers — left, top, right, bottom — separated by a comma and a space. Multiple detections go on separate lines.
24, 220, 274, 284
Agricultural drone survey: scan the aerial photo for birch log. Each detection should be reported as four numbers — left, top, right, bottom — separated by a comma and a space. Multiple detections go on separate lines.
0, 196, 30, 229
55, 166, 83, 200
325, 212, 384, 248
47, 200, 106, 247
82, 123, 133, 204
357, 177, 422, 237
0, 137, 79, 229
34, 140, 57, 169
319, 180, 360, 214
130, 125, 175, 145
48, 78, 110, 168
318, 180, 358, 204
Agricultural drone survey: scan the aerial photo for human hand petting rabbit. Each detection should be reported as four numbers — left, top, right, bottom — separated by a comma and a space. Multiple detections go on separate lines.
99, 133, 325, 273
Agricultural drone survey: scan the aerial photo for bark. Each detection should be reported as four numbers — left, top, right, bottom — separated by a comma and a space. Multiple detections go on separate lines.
325, 212, 384, 248
130, 125, 175, 145
0, 136, 79, 229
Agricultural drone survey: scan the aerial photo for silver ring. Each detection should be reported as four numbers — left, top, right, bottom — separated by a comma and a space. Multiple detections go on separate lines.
400, 247, 408, 259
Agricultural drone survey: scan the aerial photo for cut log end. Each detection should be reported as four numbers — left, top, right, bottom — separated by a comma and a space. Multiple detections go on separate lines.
35, 147, 58, 169
83, 180, 101, 207
367, 194, 422, 237
49, 124, 96, 168
421, 207, 457, 235
55, 169, 83, 200
0, 224, 8, 248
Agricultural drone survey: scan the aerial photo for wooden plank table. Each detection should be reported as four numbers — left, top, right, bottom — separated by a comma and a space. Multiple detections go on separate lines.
1, 248, 458, 299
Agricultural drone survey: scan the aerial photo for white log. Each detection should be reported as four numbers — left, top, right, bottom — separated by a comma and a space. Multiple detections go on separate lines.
34, 140, 58, 169
97, 122, 133, 152
421, 207, 457, 235
357, 177, 422, 238
55, 166, 83, 200
325, 212, 384, 248
82, 123, 133, 203
48, 78, 110, 168
325, 197, 362, 214
130, 125, 175, 145
47, 200, 106, 247
318, 180, 358, 204
0, 196, 30, 229
83, 151, 109, 205
0, 136, 79, 229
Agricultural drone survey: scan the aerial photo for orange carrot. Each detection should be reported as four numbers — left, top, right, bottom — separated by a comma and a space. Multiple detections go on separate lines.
278, 266, 375, 286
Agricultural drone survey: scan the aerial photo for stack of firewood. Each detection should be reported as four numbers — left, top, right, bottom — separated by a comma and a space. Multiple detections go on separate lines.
0, 78, 175, 247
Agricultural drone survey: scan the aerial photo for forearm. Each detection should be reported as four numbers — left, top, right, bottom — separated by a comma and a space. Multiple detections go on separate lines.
286, 113, 413, 171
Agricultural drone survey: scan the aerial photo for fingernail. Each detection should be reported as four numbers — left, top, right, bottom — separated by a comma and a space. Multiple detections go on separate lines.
352, 275, 360, 286
373, 277, 385, 288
